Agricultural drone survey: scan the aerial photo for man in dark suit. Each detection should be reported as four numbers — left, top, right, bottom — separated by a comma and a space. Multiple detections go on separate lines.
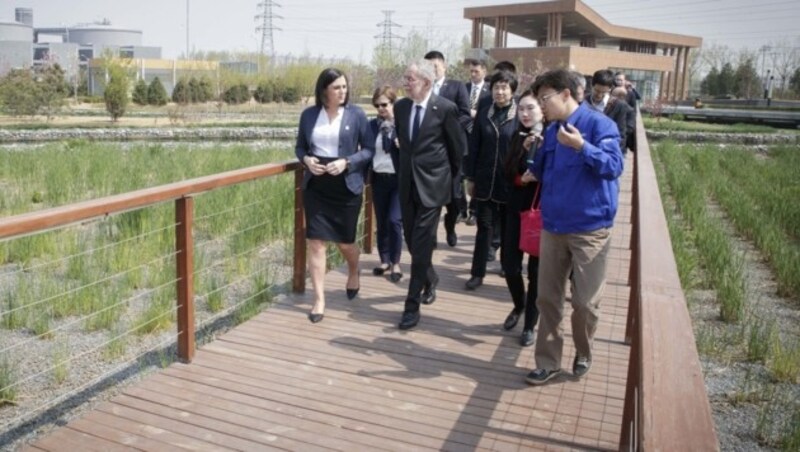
614, 72, 640, 152
586, 69, 628, 150
463, 58, 491, 226
394, 59, 466, 330
424, 51, 470, 247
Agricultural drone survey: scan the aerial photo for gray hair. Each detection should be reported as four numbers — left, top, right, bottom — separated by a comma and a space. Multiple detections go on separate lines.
570, 71, 586, 89
409, 59, 436, 84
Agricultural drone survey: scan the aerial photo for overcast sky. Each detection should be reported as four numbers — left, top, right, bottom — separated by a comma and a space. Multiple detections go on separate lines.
4, 0, 799, 62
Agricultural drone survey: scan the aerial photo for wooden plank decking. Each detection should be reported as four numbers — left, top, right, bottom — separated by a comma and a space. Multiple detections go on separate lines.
24, 159, 633, 451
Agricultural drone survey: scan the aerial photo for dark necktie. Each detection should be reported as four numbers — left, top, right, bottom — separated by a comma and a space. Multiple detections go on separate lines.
411, 105, 422, 141
470, 85, 479, 110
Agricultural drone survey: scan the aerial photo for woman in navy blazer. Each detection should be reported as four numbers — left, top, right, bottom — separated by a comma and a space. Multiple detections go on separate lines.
295, 68, 374, 323
367, 86, 403, 283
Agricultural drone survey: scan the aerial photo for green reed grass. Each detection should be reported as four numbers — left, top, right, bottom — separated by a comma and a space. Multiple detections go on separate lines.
0, 358, 17, 405
51, 346, 69, 385
710, 146, 800, 299
654, 142, 747, 322
769, 338, 800, 384
1, 140, 296, 343
747, 315, 777, 364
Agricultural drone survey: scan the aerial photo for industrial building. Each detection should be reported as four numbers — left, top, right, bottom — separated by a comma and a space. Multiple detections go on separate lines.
0, 6, 216, 97
464, 0, 702, 100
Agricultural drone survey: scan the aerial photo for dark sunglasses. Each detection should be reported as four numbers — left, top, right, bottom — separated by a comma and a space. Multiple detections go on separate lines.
373, 102, 390, 108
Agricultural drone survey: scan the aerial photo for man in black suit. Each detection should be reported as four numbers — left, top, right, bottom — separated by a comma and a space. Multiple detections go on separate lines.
586, 69, 628, 150
424, 51, 470, 247
463, 58, 491, 226
614, 71, 640, 152
394, 59, 466, 330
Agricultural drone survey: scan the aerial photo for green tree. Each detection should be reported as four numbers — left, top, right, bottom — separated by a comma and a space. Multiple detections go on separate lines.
132, 79, 148, 105
790, 67, 800, 95
253, 81, 273, 103
222, 83, 250, 104
280, 85, 300, 103
188, 77, 201, 103
0, 68, 39, 116
172, 80, 189, 104
733, 57, 760, 99
701, 67, 719, 96
197, 77, 214, 102
103, 65, 129, 122
35, 63, 69, 119
147, 77, 168, 106
717, 63, 736, 97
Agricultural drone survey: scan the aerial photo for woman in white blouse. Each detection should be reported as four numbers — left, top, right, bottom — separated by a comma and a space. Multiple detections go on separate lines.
295, 68, 373, 323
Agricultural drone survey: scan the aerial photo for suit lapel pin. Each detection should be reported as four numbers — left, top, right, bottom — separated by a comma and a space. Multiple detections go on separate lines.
345, 125, 350, 130
433, 105, 438, 110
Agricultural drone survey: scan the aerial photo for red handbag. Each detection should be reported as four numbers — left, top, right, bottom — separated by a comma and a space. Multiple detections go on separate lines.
519, 184, 542, 256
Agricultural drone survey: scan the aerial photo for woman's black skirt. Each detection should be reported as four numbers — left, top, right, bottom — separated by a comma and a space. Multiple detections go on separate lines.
304, 156, 362, 243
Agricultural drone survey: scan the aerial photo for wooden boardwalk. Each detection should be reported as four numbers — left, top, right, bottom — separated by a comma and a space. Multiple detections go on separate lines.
25, 162, 633, 451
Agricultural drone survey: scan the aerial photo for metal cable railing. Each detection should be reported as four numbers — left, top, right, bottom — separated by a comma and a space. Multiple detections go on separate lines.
0, 159, 376, 440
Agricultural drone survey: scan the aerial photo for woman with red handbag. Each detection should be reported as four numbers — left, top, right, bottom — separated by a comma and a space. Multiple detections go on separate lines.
501, 89, 545, 347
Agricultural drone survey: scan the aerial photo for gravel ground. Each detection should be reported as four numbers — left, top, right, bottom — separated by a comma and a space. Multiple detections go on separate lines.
686, 195, 799, 451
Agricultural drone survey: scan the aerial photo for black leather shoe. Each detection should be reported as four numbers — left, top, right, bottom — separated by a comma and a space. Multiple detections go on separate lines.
446, 230, 457, 247
503, 310, 521, 330
520, 329, 534, 347
465, 276, 483, 291
389, 271, 403, 283
372, 265, 389, 276
398, 311, 420, 330
465, 215, 476, 226
486, 250, 497, 262
346, 287, 360, 300
421, 281, 437, 305
308, 313, 324, 323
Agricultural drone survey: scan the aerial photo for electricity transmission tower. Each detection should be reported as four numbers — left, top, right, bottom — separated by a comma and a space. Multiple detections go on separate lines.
255, 0, 282, 67
375, 10, 402, 63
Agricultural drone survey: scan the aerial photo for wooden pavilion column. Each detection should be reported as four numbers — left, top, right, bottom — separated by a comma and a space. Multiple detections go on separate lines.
471, 19, 484, 48
671, 47, 683, 102
680, 47, 690, 100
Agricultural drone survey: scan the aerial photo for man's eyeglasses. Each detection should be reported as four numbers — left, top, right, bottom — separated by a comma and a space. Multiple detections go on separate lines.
537, 90, 562, 104
373, 102, 390, 108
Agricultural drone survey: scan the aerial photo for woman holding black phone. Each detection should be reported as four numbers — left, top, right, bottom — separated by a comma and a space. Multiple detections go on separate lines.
501, 88, 544, 347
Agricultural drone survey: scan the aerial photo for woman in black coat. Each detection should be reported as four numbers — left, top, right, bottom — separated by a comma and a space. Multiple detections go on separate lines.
501, 88, 544, 347
463, 70, 519, 291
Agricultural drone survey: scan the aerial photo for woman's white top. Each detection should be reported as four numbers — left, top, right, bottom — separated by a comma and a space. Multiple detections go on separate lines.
372, 132, 395, 174
311, 107, 344, 157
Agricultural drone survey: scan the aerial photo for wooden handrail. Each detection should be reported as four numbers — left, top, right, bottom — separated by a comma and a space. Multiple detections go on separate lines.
0, 161, 301, 240
620, 113, 719, 450
0, 159, 376, 364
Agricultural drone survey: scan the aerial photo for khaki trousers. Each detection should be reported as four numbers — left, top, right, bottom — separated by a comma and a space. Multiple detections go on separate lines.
534, 228, 612, 370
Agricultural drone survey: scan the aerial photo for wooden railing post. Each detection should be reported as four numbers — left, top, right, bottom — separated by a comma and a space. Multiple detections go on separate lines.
175, 196, 195, 363
363, 183, 374, 254
293, 168, 306, 293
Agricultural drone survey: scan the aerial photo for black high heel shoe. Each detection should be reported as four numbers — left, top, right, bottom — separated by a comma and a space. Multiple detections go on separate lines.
346, 287, 360, 300
308, 312, 324, 323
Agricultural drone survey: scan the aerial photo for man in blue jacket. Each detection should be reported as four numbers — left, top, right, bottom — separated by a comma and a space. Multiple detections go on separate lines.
525, 69, 624, 385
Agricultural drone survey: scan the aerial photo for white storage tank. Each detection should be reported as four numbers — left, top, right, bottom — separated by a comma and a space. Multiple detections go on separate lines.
0, 20, 33, 42
65, 24, 142, 47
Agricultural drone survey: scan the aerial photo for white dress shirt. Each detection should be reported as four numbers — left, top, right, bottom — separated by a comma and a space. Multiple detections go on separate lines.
311, 107, 344, 157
